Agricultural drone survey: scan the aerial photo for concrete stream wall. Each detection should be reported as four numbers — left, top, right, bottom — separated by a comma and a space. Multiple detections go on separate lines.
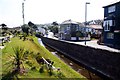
41, 36, 120, 80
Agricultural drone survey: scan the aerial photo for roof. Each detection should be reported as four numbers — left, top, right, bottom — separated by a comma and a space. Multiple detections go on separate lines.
89, 24, 102, 29
78, 23, 85, 27
61, 19, 78, 24
103, 1, 120, 8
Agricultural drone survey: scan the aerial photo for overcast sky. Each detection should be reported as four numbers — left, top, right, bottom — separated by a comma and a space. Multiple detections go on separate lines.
0, 0, 119, 27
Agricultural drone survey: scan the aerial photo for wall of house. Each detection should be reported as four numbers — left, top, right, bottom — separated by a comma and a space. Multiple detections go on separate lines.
36, 27, 45, 35
103, 2, 120, 48
41, 37, 120, 80
60, 24, 70, 40
116, 3, 120, 30
60, 23, 83, 40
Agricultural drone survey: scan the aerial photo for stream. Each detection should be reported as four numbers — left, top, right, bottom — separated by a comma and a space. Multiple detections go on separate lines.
38, 38, 102, 80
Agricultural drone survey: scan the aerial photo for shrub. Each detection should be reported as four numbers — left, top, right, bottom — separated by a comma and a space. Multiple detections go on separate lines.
56, 68, 65, 78
23, 33, 27, 41
23, 37, 26, 41
48, 65, 53, 76
39, 65, 44, 73
57, 71, 65, 78
29, 38, 34, 42
24, 50, 29, 59
31, 66, 37, 71
26, 61, 33, 67
36, 53, 44, 64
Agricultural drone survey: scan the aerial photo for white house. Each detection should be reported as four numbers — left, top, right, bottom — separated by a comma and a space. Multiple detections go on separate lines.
36, 25, 46, 35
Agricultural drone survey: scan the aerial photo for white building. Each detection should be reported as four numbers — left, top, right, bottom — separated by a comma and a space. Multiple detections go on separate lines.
36, 25, 46, 35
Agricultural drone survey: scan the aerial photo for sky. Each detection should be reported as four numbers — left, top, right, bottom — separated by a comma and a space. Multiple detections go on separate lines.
0, 0, 119, 27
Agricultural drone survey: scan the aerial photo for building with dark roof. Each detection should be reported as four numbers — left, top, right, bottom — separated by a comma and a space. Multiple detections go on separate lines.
59, 19, 90, 41
103, 1, 120, 48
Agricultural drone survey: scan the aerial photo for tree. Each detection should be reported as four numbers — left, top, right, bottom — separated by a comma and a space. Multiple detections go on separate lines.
1, 23, 8, 30
48, 21, 59, 35
52, 21, 58, 26
1, 23, 7, 27
76, 31, 84, 40
12, 47, 25, 73
1, 23, 8, 36
28, 21, 38, 30
21, 24, 29, 35
76, 31, 84, 37
52, 26, 58, 35
28, 21, 38, 35
28, 21, 34, 27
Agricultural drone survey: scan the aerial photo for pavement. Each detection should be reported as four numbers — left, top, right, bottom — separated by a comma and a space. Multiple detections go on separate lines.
45, 32, 120, 53
0, 46, 4, 49
64, 40, 120, 53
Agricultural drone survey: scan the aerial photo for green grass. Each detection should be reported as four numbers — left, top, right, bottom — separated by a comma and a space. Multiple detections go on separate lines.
1, 36, 86, 79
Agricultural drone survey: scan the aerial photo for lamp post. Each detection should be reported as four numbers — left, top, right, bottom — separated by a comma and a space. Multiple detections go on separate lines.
85, 2, 90, 45
22, 0, 26, 25
58, 24, 61, 40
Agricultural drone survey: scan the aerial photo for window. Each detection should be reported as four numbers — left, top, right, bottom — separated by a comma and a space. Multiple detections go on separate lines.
108, 5, 115, 13
107, 33, 114, 39
103, 21, 106, 27
76, 25, 79, 31
71, 24, 76, 31
103, 21, 110, 31
108, 20, 115, 26
109, 20, 112, 26
103, 20, 115, 31
67, 26, 70, 30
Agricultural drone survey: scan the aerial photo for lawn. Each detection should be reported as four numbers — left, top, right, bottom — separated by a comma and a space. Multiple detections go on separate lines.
1, 36, 86, 79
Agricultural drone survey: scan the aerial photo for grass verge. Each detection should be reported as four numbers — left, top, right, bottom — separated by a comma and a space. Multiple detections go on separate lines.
1, 36, 86, 79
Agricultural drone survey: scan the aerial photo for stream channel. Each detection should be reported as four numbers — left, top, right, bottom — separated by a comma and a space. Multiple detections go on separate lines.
38, 38, 102, 80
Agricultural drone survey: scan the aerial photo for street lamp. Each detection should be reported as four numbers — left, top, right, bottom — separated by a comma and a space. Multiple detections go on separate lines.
85, 2, 90, 45
58, 25, 61, 40
22, 0, 26, 25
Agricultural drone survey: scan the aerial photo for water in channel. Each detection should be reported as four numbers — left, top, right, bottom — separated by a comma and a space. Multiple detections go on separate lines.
38, 38, 102, 80
45, 46, 102, 80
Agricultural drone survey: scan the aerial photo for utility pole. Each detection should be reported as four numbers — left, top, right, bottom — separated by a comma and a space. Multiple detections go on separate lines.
22, 0, 26, 25
85, 2, 90, 45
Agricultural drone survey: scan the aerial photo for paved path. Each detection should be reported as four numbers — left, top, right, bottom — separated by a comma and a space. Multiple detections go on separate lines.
45, 33, 120, 53
0, 46, 4, 49
64, 40, 120, 53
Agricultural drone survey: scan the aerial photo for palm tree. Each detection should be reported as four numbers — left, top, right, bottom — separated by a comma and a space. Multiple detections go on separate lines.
2, 47, 25, 79
13, 46, 25, 73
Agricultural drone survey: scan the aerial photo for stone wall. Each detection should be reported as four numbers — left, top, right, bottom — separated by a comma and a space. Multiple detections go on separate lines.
41, 37, 120, 80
